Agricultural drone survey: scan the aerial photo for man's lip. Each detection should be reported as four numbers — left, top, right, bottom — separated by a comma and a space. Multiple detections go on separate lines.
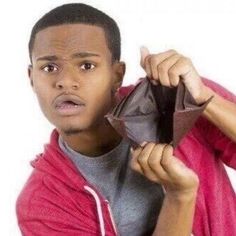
53, 94, 86, 108
55, 103, 86, 116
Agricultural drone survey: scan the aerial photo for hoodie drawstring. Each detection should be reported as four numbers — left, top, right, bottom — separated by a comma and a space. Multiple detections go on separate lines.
84, 185, 105, 236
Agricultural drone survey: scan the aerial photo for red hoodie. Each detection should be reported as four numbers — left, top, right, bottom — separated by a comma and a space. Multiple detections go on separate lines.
16, 78, 236, 236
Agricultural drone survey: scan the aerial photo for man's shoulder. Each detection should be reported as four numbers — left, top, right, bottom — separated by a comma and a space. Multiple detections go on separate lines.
16, 169, 47, 221
16, 167, 75, 222
15, 168, 99, 234
16, 169, 47, 202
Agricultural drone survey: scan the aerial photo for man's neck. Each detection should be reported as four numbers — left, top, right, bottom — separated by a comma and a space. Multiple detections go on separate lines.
58, 119, 122, 157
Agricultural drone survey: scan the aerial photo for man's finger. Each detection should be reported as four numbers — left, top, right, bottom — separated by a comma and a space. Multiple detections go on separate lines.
161, 145, 189, 179
136, 143, 159, 182
157, 54, 182, 87
130, 146, 143, 174
148, 144, 169, 180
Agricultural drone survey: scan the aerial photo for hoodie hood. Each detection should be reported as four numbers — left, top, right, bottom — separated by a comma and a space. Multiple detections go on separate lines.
30, 128, 87, 191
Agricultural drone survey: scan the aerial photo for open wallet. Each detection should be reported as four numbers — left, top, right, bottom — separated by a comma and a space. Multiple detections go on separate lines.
105, 76, 213, 149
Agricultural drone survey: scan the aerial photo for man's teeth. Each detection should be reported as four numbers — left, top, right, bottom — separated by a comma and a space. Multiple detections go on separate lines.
65, 101, 78, 105
59, 101, 80, 108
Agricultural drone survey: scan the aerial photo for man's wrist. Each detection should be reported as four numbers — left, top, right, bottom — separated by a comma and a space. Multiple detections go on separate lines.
195, 85, 214, 105
165, 187, 198, 204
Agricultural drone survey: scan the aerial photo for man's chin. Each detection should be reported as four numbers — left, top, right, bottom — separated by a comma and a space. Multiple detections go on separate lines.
56, 125, 84, 136
55, 115, 107, 136
63, 128, 82, 136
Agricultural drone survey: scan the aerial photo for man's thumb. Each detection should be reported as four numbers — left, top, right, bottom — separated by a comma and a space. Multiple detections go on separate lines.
140, 46, 150, 68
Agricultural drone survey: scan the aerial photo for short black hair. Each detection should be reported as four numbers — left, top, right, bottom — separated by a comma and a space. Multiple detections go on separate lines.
29, 3, 121, 63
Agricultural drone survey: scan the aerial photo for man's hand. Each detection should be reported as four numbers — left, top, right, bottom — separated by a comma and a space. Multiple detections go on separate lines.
130, 142, 199, 235
140, 46, 211, 104
130, 142, 199, 199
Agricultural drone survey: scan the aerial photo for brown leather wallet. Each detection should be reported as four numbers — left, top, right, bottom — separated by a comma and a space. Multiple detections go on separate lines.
105, 77, 213, 148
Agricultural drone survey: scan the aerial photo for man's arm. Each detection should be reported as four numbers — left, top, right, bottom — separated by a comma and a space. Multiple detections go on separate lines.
200, 84, 236, 142
130, 143, 199, 236
152, 191, 197, 236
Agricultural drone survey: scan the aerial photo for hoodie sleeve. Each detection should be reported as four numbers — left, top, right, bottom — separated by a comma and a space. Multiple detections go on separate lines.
195, 78, 236, 169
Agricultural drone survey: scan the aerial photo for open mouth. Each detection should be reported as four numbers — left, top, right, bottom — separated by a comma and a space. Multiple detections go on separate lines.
54, 94, 86, 116
56, 100, 80, 109
55, 100, 85, 116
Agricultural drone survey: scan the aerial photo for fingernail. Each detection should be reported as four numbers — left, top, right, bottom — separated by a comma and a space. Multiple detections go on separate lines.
130, 147, 134, 154
140, 45, 147, 52
140, 141, 147, 147
152, 80, 159, 86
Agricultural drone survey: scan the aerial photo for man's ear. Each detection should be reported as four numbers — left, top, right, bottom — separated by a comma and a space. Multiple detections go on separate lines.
28, 65, 35, 92
112, 61, 126, 91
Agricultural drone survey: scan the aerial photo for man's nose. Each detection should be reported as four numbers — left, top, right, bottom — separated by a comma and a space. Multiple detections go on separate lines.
55, 69, 80, 90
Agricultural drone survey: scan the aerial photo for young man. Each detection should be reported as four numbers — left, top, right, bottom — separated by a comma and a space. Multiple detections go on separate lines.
16, 3, 236, 236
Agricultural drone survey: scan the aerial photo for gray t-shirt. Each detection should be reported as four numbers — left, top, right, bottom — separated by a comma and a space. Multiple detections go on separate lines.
59, 135, 164, 236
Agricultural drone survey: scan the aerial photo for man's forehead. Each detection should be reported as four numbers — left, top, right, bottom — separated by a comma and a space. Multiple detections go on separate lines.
32, 23, 110, 60
35, 23, 105, 39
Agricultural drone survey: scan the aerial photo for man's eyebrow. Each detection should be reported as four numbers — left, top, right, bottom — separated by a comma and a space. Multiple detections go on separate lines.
36, 52, 100, 62
36, 55, 58, 61
71, 52, 100, 59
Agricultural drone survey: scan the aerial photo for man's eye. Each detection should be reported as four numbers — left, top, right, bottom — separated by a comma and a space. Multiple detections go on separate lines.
80, 63, 95, 71
42, 64, 58, 73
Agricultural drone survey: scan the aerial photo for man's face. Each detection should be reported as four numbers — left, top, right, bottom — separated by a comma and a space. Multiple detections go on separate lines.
29, 24, 125, 134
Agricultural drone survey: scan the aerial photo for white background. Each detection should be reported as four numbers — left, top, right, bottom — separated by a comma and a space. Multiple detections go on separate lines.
1, 0, 236, 235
